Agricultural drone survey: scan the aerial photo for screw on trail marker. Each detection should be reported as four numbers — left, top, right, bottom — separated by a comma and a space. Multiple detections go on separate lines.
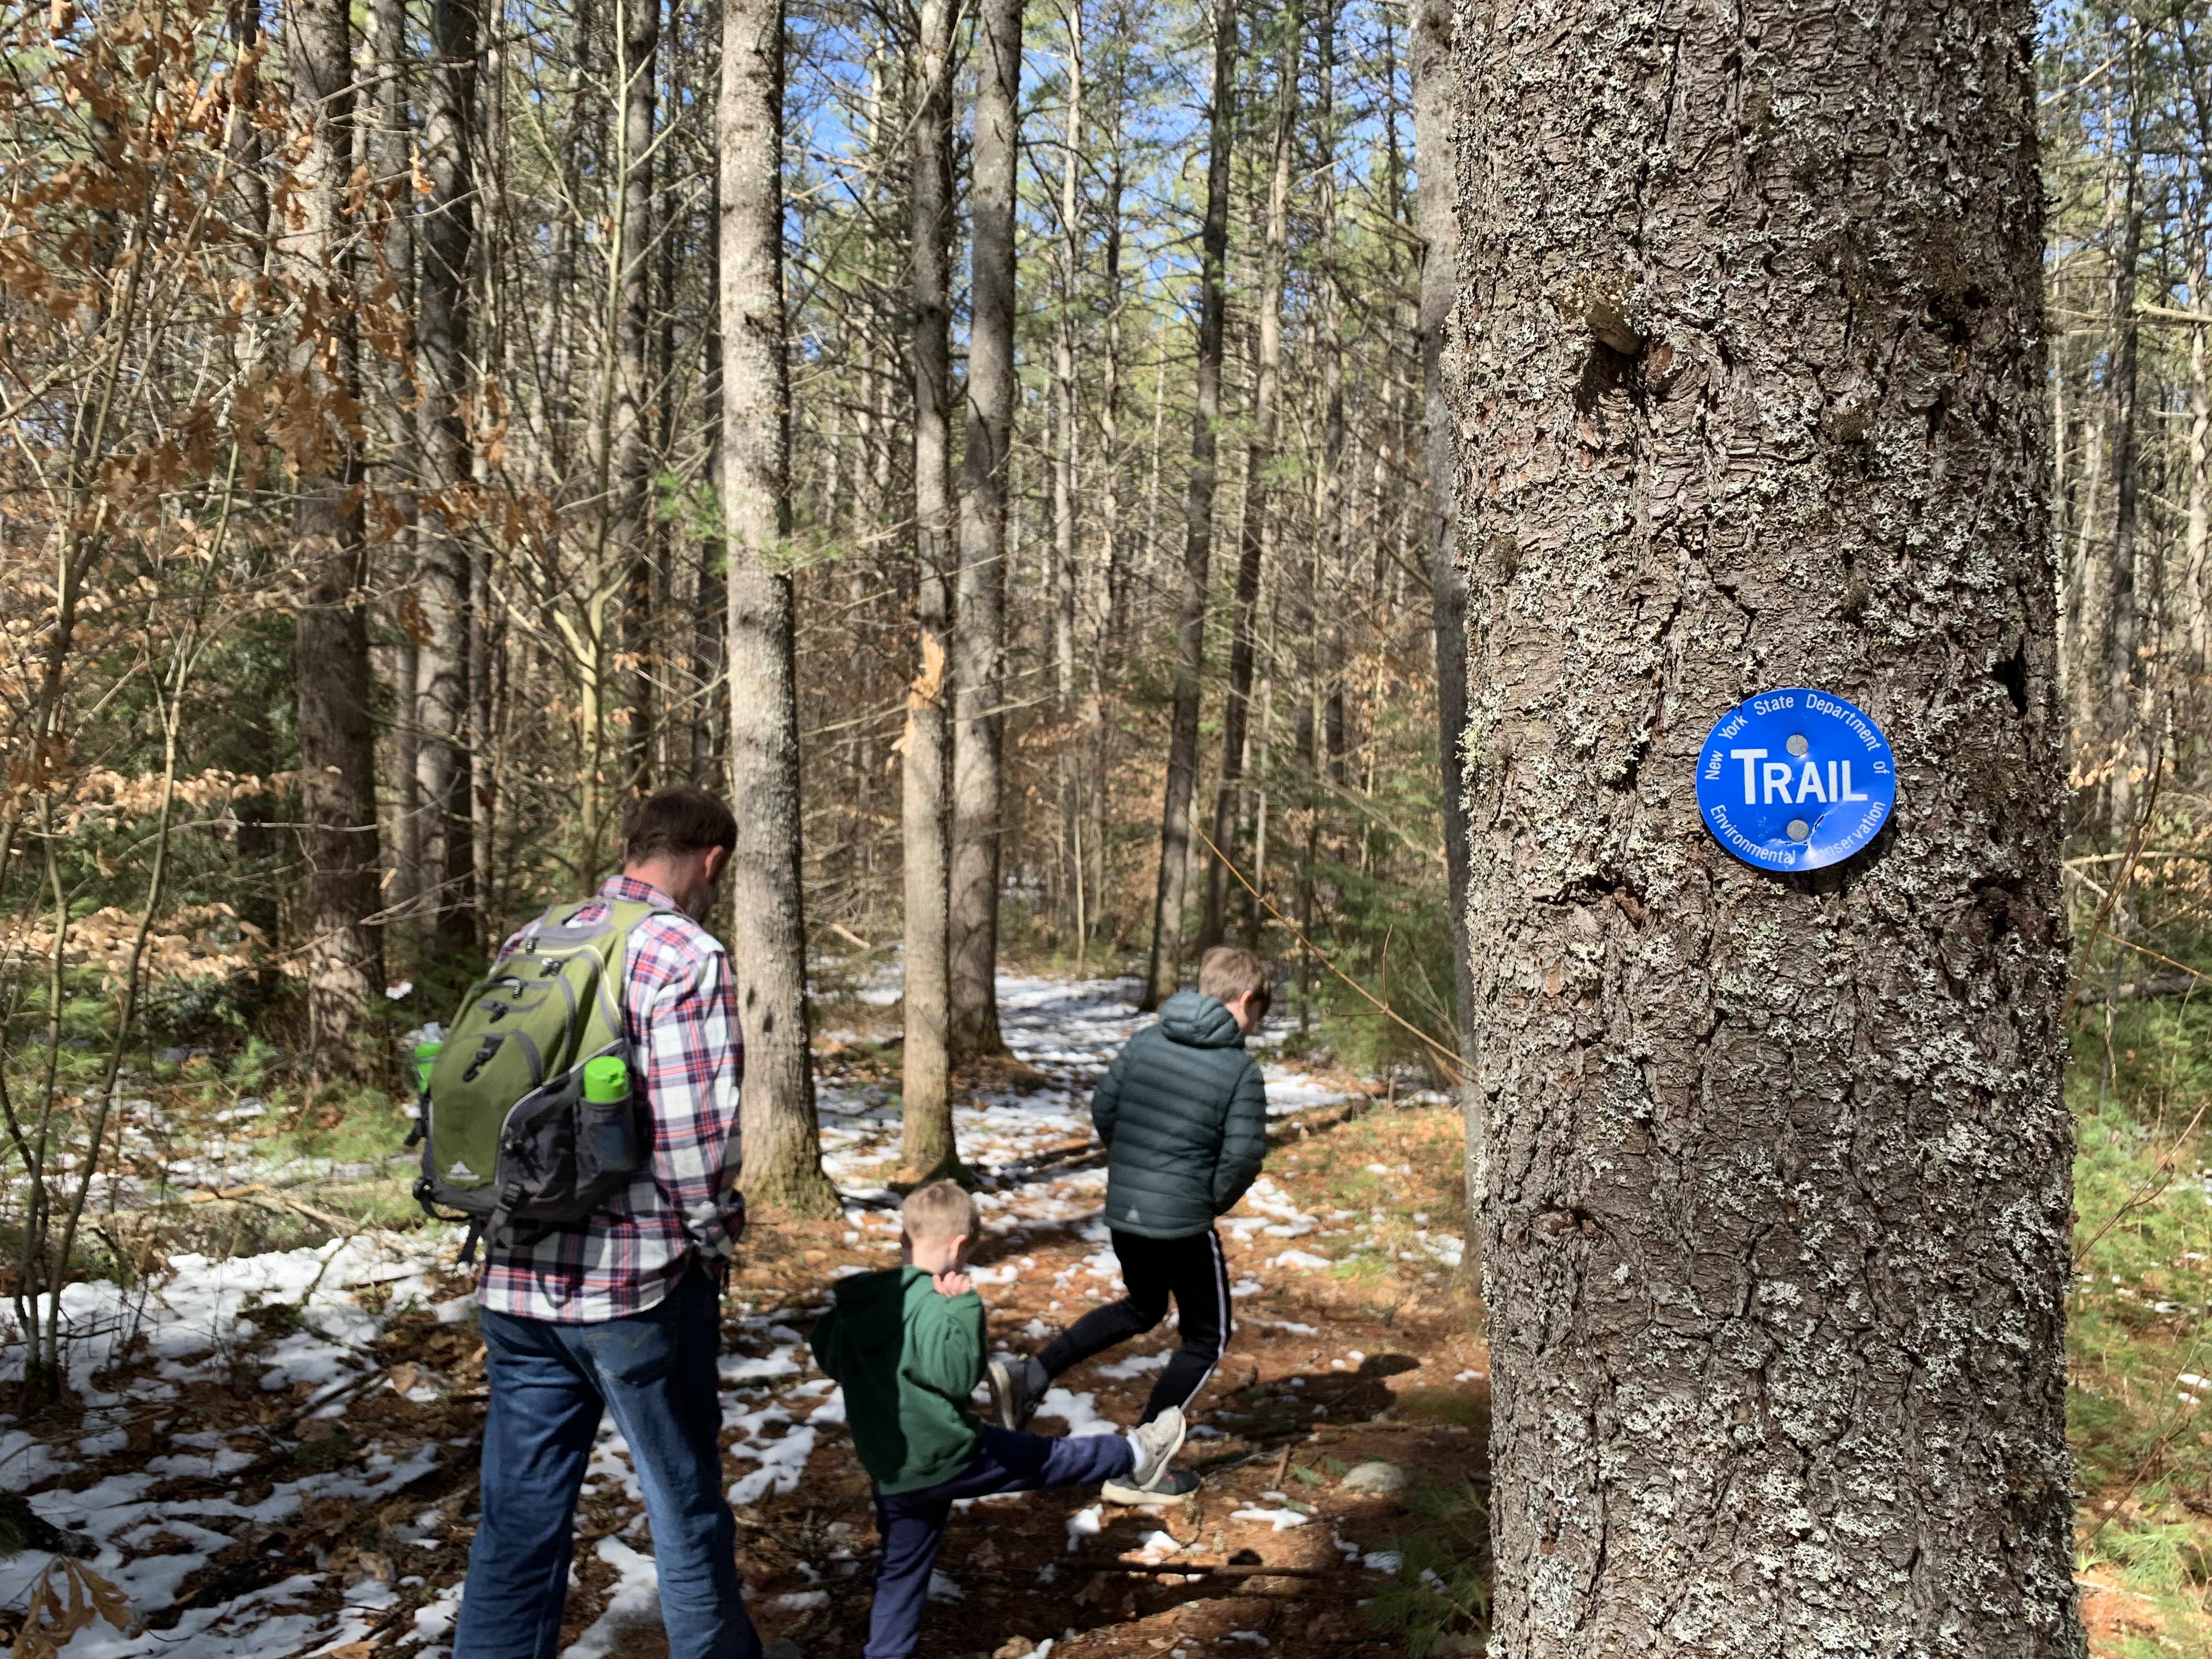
1694, 688, 1895, 873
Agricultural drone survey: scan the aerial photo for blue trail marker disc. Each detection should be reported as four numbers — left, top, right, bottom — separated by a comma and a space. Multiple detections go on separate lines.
1694, 689, 1896, 873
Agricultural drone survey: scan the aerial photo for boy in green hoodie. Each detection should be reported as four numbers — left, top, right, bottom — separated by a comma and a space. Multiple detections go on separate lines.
810, 1182, 1190, 1659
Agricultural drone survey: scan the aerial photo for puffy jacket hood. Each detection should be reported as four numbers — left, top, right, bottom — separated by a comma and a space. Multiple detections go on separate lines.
1159, 990, 1245, 1049
1092, 996, 1269, 1239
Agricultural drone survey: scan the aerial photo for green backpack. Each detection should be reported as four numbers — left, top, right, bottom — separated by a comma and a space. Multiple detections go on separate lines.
410, 899, 663, 1259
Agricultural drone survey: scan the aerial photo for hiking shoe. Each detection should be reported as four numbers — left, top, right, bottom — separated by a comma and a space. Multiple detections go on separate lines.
987, 1354, 1049, 1431
1102, 1466, 1202, 1504
1102, 1404, 1187, 1502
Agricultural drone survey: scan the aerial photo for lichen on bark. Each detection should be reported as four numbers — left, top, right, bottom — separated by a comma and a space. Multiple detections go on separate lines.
1448, 0, 2083, 1650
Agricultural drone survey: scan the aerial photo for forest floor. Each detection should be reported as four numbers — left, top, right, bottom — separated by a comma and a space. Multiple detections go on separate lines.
0, 977, 1489, 1659
0, 971, 2204, 1657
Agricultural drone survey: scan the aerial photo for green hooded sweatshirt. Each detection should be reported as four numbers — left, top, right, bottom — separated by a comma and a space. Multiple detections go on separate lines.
809, 1265, 985, 1493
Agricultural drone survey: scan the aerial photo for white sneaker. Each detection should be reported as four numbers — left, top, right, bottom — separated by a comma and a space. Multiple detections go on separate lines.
1101, 1406, 1190, 1503
1102, 1466, 1201, 1504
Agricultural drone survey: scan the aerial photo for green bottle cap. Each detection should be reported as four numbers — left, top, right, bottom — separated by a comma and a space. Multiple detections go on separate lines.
413, 1040, 441, 1090
583, 1057, 630, 1104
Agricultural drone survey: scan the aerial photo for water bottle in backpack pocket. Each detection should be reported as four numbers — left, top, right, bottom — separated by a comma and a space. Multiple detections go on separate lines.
580, 1054, 644, 1181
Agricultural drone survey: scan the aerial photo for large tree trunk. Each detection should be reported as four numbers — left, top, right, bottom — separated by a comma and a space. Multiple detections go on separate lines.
718, 0, 839, 1217
1200, 2, 1295, 955
285, 0, 384, 1077
416, 0, 481, 952
900, 0, 961, 1182
1408, 0, 1476, 1252
1141, 0, 1234, 1011
1454, 0, 2080, 1649
947, 0, 1022, 1059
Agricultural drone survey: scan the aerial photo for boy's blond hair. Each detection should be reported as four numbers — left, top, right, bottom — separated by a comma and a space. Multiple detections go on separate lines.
1198, 945, 1271, 1017
901, 1180, 978, 1244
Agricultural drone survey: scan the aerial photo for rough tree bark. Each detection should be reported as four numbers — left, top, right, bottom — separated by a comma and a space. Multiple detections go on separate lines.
1200, 1, 1295, 955
900, 0, 961, 1182
416, 0, 481, 950
1141, 0, 1233, 1011
947, 0, 1022, 1059
1408, 0, 1476, 1255
718, 0, 840, 1217
1453, 0, 2081, 1649
285, 0, 385, 1076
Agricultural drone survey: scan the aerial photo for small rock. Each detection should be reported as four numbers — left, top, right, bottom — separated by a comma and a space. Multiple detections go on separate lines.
1340, 1460, 1409, 1496
764, 1641, 804, 1659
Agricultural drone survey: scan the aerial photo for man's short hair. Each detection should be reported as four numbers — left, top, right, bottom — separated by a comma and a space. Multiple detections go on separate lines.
901, 1180, 977, 1244
1198, 945, 1271, 1016
623, 787, 737, 865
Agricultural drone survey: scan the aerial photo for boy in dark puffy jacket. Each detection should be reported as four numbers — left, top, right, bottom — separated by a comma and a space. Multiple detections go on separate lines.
988, 947, 1271, 1469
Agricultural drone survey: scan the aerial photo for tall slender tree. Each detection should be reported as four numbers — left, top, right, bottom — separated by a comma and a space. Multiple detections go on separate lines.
900, 0, 961, 1181
1141, 0, 1234, 1011
719, 0, 840, 1215
417, 0, 482, 950
1200, 0, 1295, 953
1454, 0, 2080, 1647
285, 0, 385, 1075
948, 0, 1024, 1058
1408, 0, 1475, 1254
613, 0, 660, 791
2102, 53, 2147, 833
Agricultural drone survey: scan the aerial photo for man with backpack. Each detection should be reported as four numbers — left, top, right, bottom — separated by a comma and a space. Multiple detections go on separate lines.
444, 787, 766, 1659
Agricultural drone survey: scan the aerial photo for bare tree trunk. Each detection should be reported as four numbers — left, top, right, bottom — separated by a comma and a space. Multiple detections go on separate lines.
286, 0, 384, 1077
2190, 240, 2211, 708
947, 0, 1022, 1059
2102, 85, 2145, 834
1098, 44, 1128, 647
900, 0, 961, 1181
417, 0, 482, 952
614, 0, 659, 793
366, 0, 420, 921
1409, 0, 1476, 1258
1454, 0, 2079, 1646
1053, 4, 1084, 952
1314, 0, 1347, 790
1141, 0, 1233, 1011
228, 0, 272, 258
718, 0, 839, 1217
1200, 5, 1294, 955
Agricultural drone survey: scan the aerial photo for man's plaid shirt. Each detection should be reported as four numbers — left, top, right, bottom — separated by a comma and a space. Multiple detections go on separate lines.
475, 875, 746, 1322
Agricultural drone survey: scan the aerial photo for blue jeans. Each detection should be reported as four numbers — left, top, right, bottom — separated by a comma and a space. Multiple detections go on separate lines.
453, 1263, 763, 1659
865, 1426, 1133, 1659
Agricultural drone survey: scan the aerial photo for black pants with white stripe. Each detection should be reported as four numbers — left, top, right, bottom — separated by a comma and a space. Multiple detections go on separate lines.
1036, 1227, 1231, 1425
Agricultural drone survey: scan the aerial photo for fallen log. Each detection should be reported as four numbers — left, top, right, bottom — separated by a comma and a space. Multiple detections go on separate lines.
1066, 1559, 1332, 1579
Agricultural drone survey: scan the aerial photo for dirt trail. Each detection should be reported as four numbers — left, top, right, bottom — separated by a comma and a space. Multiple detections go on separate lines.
0, 977, 1487, 1658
